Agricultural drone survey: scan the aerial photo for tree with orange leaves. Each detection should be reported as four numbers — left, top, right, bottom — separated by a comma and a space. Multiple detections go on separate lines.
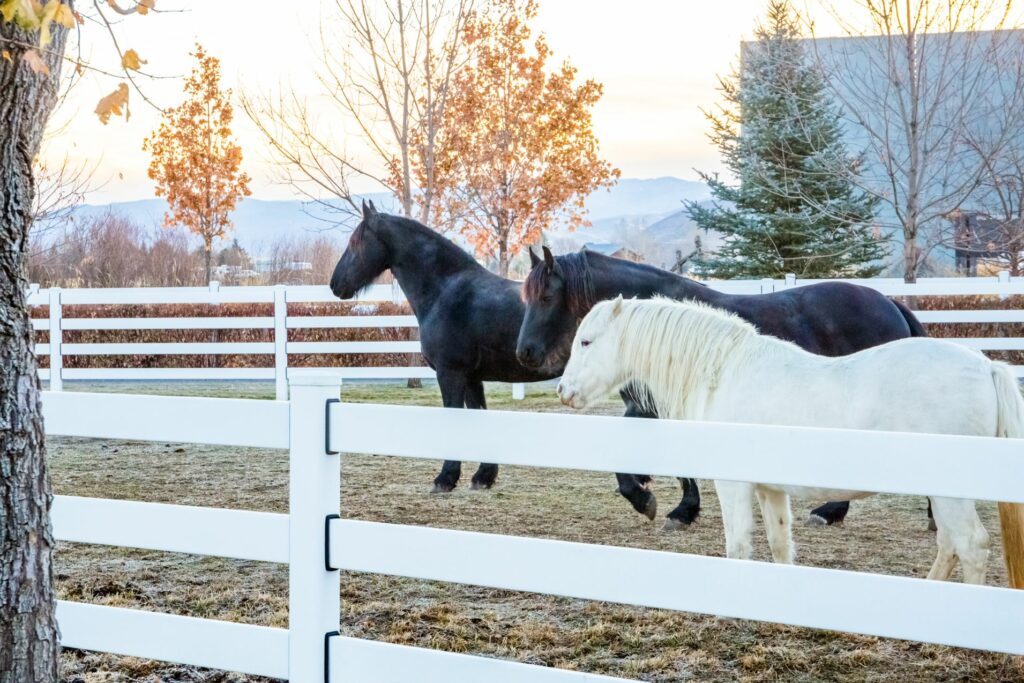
145, 45, 251, 281
432, 0, 618, 276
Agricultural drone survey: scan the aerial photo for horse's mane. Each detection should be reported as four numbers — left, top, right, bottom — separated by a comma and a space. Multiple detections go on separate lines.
608, 298, 758, 420
368, 212, 479, 269
524, 249, 708, 317
523, 251, 596, 317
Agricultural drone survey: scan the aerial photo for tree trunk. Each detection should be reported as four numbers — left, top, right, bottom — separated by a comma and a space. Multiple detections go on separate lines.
902, 221, 919, 285
498, 235, 509, 278
0, 16, 69, 683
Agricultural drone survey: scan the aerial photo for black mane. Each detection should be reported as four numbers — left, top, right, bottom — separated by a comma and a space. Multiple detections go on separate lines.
370, 213, 479, 270
524, 249, 707, 318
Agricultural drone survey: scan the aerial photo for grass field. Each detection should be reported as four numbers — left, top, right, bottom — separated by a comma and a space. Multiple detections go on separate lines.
53, 381, 1024, 682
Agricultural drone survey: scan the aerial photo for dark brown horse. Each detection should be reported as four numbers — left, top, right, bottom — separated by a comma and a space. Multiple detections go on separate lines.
516, 246, 928, 529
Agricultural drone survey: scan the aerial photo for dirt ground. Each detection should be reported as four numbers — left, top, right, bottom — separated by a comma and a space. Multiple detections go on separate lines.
52, 381, 1024, 682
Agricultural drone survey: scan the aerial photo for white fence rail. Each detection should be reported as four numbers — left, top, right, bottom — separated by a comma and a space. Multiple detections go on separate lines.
29, 282, 520, 398
46, 384, 1024, 682
28, 274, 1024, 393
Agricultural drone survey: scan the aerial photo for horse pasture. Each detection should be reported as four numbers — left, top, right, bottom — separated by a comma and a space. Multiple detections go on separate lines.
53, 382, 1022, 682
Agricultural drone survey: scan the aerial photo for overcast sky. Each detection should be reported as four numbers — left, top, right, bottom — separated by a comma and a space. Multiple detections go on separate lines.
45, 1, 851, 204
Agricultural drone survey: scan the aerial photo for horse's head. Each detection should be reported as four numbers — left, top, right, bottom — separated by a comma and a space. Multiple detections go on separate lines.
557, 296, 626, 409
517, 246, 579, 370
329, 200, 392, 299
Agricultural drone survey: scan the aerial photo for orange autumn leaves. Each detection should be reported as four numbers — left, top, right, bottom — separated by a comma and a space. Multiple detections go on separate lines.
1, 0, 77, 74
1, 0, 151, 119
144, 45, 251, 279
419, 0, 618, 275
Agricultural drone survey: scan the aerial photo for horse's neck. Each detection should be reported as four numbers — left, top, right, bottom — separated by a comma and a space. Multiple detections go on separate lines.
590, 258, 721, 308
383, 223, 483, 316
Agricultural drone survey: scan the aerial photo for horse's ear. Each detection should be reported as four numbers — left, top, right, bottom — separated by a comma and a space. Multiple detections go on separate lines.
610, 295, 624, 317
529, 247, 542, 269
542, 245, 555, 271
361, 199, 376, 221
368, 199, 377, 212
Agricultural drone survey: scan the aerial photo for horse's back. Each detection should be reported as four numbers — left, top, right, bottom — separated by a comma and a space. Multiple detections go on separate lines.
721, 337, 1000, 438
721, 281, 915, 356
835, 338, 998, 436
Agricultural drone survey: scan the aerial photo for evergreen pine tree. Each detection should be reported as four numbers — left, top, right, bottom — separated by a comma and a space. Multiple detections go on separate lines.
687, 1, 887, 279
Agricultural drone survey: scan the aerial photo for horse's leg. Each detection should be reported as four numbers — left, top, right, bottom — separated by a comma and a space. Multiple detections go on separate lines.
663, 478, 701, 531
805, 500, 850, 526
615, 389, 657, 520
467, 382, 499, 490
756, 488, 794, 564
927, 499, 937, 532
615, 473, 657, 520
431, 372, 468, 494
715, 480, 755, 560
930, 496, 990, 585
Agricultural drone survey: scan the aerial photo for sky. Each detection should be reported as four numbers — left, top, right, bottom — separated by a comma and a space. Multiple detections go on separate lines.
43, 0, 848, 204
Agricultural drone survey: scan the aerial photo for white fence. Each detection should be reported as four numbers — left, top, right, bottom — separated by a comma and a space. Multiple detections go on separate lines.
27, 272, 1024, 400
46, 383, 1024, 682
28, 281, 527, 400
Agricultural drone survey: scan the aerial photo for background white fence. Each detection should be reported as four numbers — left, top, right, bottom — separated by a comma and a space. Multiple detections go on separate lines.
46, 382, 1024, 682
27, 272, 1024, 401
27, 281, 527, 399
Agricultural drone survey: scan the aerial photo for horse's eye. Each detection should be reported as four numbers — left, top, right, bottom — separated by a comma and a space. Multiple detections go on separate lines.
581, 340, 591, 348
542, 295, 553, 304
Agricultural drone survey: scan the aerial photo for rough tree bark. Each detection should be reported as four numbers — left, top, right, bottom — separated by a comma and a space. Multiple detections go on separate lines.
0, 14, 68, 683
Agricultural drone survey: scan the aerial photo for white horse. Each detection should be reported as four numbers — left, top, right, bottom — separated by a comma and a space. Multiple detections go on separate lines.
557, 296, 1024, 588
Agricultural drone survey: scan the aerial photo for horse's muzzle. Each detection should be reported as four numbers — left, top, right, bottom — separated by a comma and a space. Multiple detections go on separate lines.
556, 381, 578, 407
516, 345, 542, 368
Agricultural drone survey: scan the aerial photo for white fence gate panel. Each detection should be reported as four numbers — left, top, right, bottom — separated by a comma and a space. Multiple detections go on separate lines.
43, 366, 1024, 681
330, 519, 1024, 655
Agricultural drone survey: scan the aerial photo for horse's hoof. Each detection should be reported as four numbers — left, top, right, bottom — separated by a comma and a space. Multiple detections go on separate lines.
805, 514, 827, 527
431, 482, 455, 494
470, 479, 493, 491
643, 495, 658, 521
662, 517, 690, 532
928, 518, 937, 532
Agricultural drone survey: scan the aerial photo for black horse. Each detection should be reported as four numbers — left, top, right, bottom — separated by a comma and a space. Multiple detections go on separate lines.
516, 246, 928, 529
329, 203, 658, 500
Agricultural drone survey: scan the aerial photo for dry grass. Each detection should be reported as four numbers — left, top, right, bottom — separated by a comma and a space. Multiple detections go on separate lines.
53, 382, 1024, 682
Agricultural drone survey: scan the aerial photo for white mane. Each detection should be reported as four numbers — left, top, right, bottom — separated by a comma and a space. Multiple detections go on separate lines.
608, 298, 759, 420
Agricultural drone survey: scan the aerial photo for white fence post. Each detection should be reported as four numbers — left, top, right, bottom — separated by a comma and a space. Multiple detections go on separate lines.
512, 383, 525, 400
760, 278, 774, 294
784, 273, 796, 288
999, 270, 1011, 301
288, 376, 342, 683
48, 287, 63, 392
274, 286, 288, 401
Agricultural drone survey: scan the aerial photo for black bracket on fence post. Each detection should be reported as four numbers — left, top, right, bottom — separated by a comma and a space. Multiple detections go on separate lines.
325, 398, 340, 455
324, 630, 340, 683
325, 514, 341, 572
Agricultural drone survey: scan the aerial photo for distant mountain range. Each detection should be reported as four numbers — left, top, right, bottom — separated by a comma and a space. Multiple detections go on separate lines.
62, 177, 713, 266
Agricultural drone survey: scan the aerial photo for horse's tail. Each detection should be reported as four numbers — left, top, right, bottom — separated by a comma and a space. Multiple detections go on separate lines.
992, 361, 1024, 589
891, 298, 928, 337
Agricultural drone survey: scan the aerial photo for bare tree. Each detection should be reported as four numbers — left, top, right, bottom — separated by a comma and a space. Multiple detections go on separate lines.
31, 154, 97, 236
812, 1, 1024, 281
28, 212, 206, 288
941, 137, 1024, 275
242, 0, 472, 225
